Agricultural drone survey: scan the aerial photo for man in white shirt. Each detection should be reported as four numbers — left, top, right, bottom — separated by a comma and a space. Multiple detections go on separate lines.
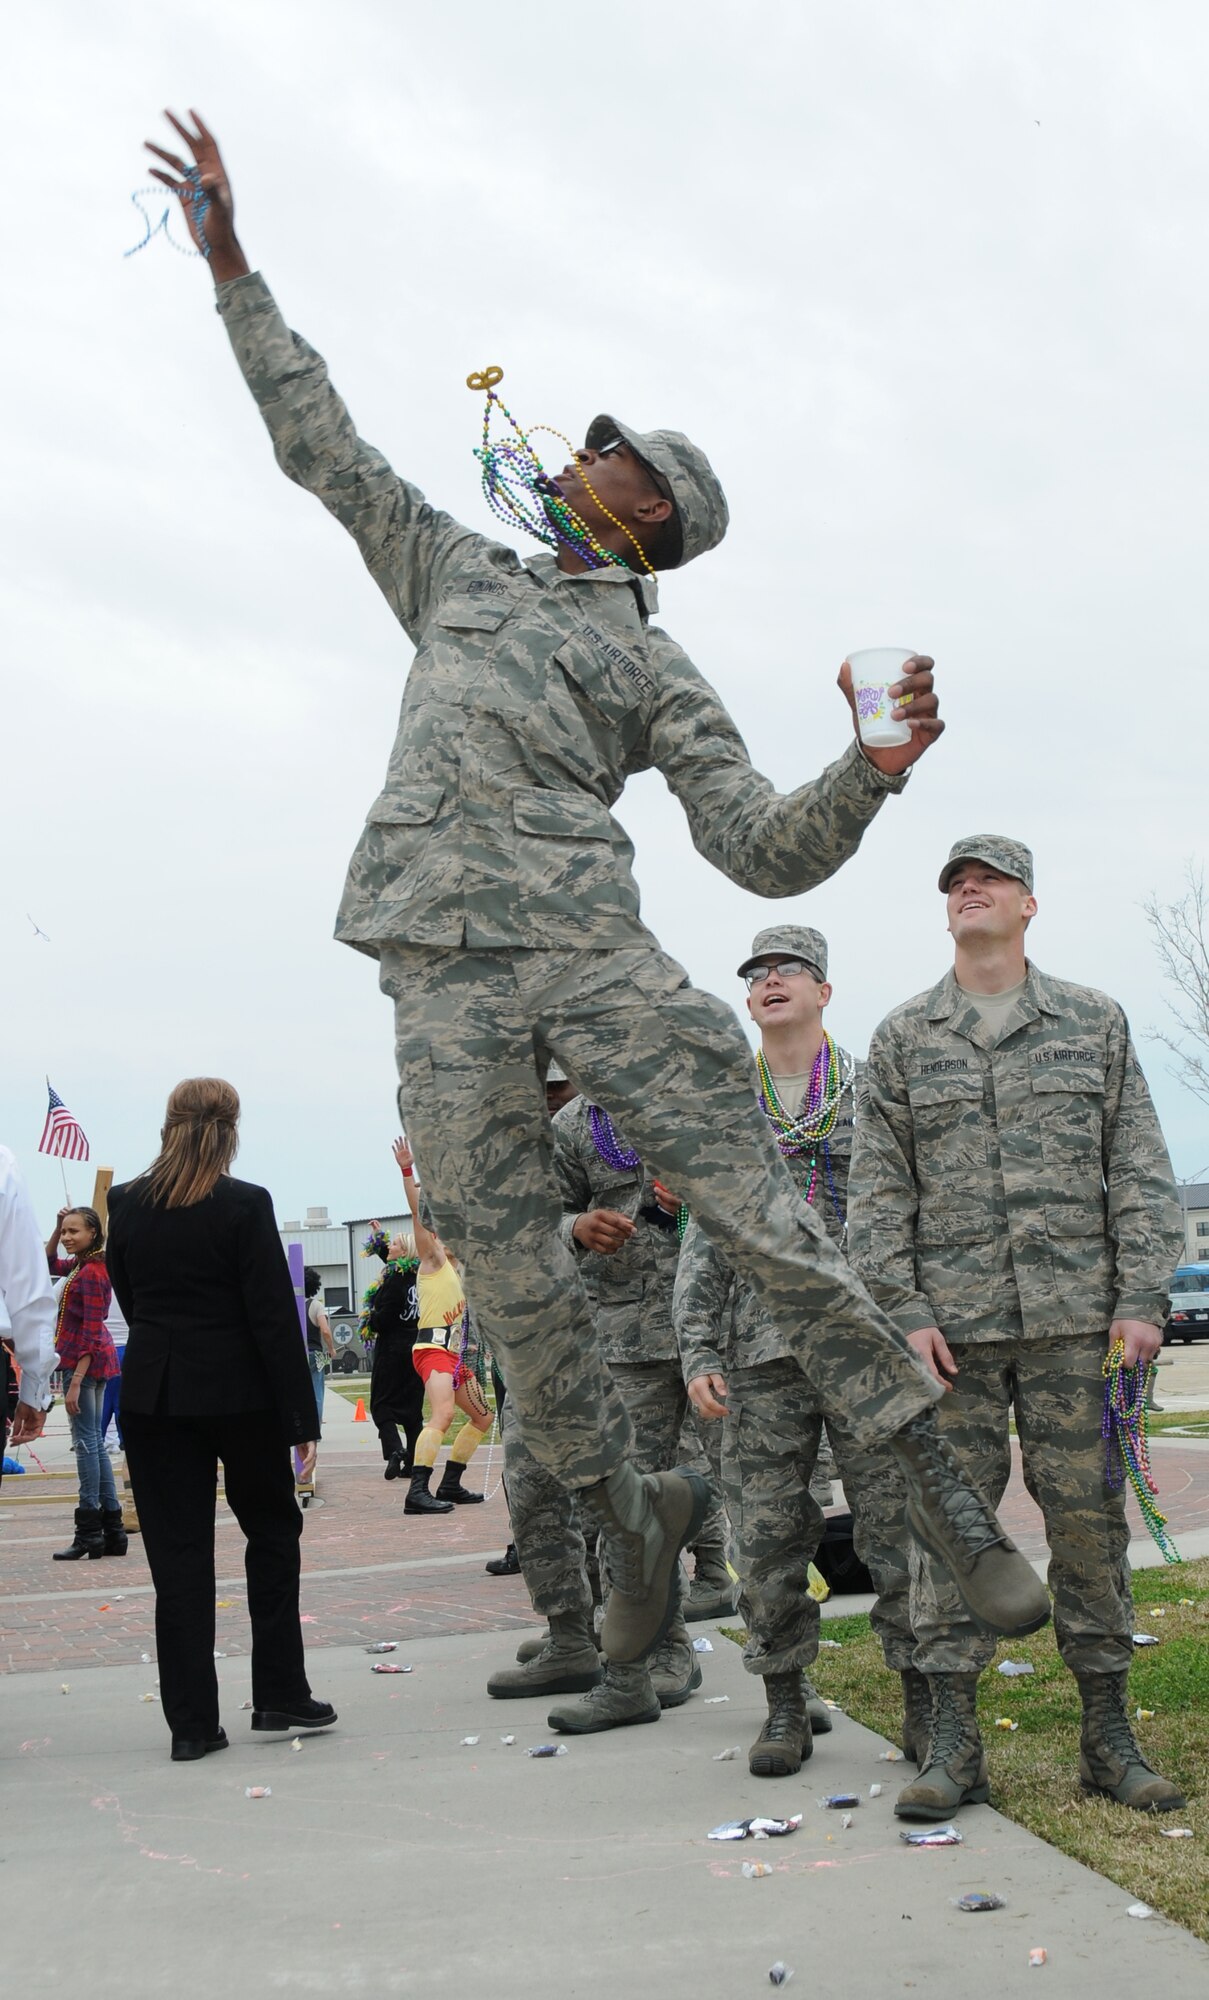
0, 1145, 59, 1471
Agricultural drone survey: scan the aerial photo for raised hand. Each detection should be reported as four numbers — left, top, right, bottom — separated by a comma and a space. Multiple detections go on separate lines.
143, 110, 248, 281
393, 1136, 415, 1178
838, 654, 945, 776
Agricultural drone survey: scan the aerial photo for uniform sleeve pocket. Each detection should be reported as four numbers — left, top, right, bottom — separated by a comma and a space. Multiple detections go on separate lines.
366, 784, 445, 827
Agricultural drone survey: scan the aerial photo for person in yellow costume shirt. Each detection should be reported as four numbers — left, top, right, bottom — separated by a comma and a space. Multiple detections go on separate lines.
395, 1137, 493, 1515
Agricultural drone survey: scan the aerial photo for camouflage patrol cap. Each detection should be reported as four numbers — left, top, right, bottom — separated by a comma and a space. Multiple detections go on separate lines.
939, 836, 1034, 894
585, 414, 729, 569
737, 926, 829, 983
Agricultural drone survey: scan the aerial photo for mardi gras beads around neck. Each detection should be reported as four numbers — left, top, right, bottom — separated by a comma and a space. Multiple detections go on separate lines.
1102, 1338, 1181, 1563
124, 165, 212, 261
466, 367, 653, 575
587, 1105, 689, 1240
757, 1037, 852, 1223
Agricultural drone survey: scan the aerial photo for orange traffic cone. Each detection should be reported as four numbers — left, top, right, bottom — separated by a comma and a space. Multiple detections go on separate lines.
353, 1397, 367, 1422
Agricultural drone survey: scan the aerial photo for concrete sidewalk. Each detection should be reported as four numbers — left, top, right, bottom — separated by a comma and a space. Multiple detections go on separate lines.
4, 1621, 1207, 1998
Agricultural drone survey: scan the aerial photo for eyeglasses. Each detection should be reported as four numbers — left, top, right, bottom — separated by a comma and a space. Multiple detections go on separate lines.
743, 959, 821, 990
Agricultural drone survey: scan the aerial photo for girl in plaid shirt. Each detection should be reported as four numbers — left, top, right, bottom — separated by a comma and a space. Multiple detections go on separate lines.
46, 1206, 123, 1560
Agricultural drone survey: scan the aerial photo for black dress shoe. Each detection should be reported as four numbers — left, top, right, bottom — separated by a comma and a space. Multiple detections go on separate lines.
384, 1453, 404, 1481
251, 1698, 338, 1733
171, 1728, 229, 1763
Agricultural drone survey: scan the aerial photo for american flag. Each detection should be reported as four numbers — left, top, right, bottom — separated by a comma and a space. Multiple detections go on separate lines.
39, 1082, 90, 1162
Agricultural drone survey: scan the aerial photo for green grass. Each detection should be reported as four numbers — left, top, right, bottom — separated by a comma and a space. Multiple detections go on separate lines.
744, 1558, 1209, 1941
1148, 1409, 1209, 1437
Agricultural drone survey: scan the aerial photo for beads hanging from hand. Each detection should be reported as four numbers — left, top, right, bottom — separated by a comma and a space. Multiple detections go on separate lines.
124, 165, 212, 260
587, 1106, 689, 1239
1102, 1338, 1181, 1563
467, 368, 653, 575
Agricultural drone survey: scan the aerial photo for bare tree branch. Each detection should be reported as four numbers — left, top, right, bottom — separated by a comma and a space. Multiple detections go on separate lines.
1144, 862, 1209, 1108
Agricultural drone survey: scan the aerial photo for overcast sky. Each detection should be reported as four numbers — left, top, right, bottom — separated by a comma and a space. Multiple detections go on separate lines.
5, 0, 1208, 1233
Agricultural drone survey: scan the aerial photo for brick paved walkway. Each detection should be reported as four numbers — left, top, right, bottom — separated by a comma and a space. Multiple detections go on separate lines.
3, 1441, 1207, 1674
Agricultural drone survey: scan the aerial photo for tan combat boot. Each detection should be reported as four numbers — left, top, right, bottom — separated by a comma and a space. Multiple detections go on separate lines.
894, 1673, 989, 1820
802, 1673, 833, 1735
889, 1414, 1050, 1637
580, 1463, 709, 1664
900, 1667, 932, 1765
650, 1621, 703, 1708
487, 1609, 602, 1699
749, 1671, 812, 1778
515, 1622, 602, 1664
1077, 1672, 1186, 1812
683, 1545, 738, 1622
547, 1661, 662, 1734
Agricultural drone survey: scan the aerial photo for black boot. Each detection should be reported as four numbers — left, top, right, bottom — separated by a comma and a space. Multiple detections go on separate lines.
486, 1543, 521, 1576
383, 1452, 405, 1481
101, 1506, 128, 1557
436, 1461, 484, 1505
404, 1467, 454, 1516
53, 1507, 104, 1561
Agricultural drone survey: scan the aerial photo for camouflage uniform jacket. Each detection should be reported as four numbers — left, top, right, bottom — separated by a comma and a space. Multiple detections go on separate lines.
552, 1095, 679, 1365
847, 964, 1182, 1344
217, 274, 908, 955
674, 1048, 860, 1383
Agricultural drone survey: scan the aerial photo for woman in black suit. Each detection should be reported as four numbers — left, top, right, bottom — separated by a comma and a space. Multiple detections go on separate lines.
107, 1077, 335, 1762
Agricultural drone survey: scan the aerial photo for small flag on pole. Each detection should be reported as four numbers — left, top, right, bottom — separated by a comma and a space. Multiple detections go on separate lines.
39, 1082, 90, 1162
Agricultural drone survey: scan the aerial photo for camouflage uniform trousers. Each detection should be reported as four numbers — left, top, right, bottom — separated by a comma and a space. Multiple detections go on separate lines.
498, 1363, 728, 1620
380, 943, 938, 1493
499, 1394, 592, 1620
723, 1359, 914, 1677
911, 1333, 1132, 1677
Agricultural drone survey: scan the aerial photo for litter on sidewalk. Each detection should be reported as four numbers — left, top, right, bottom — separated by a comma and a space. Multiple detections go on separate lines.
709, 1815, 802, 1841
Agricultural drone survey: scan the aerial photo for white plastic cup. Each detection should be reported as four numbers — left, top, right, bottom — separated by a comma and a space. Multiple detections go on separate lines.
847, 647, 915, 748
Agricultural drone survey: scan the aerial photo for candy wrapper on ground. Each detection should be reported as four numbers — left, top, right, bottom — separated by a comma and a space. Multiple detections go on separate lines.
742, 1862, 773, 1878
768, 1964, 794, 1986
954, 1893, 1006, 1913
692, 1637, 714, 1652
365, 1642, 398, 1654
245, 1787, 271, 1799
997, 1660, 1034, 1677
1029, 1949, 1047, 1968
1126, 1903, 1153, 1919
371, 1663, 412, 1674
820, 1793, 860, 1810
709, 1814, 802, 1841
712, 1746, 741, 1762
900, 1824, 963, 1846
526, 1743, 568, 1758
